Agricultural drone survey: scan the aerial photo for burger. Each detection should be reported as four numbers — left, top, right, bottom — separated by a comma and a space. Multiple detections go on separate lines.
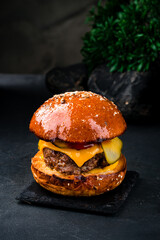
29, 91, 127, 196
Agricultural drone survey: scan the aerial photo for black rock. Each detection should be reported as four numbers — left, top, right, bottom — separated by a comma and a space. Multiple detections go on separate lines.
46, 63, 88, 94
88, 64, 159, 121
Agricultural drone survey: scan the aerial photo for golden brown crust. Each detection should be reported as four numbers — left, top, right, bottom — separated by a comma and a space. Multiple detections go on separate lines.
31, 151, 127, 196
29, 91, 127, 143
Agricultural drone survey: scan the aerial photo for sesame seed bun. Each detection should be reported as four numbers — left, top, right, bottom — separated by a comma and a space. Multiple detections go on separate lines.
31, 151, 127, 197
29, 91, 127, 143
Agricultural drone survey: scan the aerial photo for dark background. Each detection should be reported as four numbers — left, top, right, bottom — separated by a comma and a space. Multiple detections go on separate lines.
0, 1, 160, 239
0, 0, 97, 74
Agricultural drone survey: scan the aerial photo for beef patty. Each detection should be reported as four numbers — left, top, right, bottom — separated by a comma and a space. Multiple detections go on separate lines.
43, 147, 108, 175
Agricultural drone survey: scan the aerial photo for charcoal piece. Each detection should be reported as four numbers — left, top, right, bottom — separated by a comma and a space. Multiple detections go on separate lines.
88, 63, 160, 121
16, 171, 139, 215
45, 63, 88, 94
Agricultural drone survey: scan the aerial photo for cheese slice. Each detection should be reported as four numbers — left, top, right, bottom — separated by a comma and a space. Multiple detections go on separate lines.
86, 159, 119, 174
38, 140, 103, 167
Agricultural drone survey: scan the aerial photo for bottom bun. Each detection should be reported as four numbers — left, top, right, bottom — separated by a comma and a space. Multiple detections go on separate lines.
31, 151, 127, 197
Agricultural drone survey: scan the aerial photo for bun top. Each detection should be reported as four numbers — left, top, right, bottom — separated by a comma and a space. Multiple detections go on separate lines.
29, 91, 127, 143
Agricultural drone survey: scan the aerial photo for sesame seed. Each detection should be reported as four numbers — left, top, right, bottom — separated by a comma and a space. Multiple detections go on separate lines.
113, 111, 118, 116
97, 177, 103, 181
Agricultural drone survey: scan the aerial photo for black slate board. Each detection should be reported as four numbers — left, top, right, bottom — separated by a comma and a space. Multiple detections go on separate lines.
17, 171, 139, 215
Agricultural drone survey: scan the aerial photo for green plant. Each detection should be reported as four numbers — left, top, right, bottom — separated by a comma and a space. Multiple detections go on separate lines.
81, 0, 160, 73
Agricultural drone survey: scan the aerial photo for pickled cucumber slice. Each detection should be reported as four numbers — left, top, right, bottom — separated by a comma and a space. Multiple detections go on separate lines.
54, 139, 69, 148
101, 137, 123, 164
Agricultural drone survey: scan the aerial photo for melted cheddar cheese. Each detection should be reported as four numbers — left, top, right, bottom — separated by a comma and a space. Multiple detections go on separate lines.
86, 159, 119, 174
38, 140, 103, 167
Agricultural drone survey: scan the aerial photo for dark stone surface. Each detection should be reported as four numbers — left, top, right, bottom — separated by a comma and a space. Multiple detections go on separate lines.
46, 63, 88, 94
17, 171, 139, 215
0, 74, 160, 240
88, 64, 159, 121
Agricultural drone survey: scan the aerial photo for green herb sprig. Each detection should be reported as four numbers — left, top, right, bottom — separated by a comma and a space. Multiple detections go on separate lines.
81, 0, 160, 73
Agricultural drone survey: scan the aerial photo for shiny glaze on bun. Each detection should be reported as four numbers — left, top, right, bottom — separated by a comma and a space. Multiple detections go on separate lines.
29, 91, 127, 143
